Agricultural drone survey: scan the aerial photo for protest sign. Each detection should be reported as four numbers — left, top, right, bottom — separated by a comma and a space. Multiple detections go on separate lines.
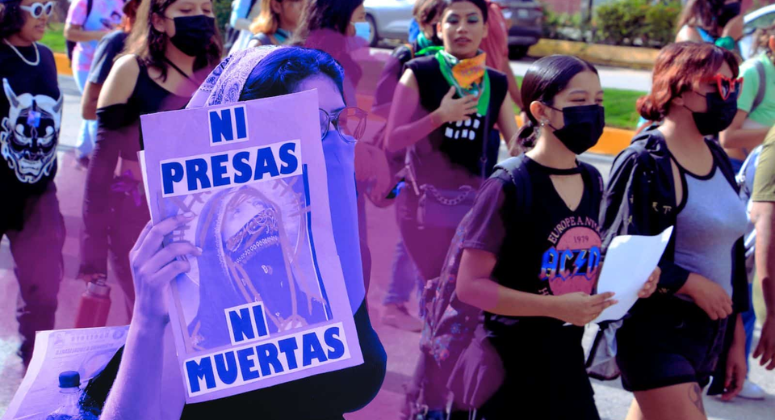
4, 326, 129, 420
140, 89, 363, 403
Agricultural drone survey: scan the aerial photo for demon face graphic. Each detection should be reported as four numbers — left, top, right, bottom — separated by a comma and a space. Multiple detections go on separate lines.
1, 78, 63, 184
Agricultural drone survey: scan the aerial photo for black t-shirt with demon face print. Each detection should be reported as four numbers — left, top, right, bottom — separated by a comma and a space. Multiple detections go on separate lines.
0, 41, 61, 231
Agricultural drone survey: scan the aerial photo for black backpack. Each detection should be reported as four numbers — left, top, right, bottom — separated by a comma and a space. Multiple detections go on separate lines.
409, 154, 534, 417
66, 0, 93, 63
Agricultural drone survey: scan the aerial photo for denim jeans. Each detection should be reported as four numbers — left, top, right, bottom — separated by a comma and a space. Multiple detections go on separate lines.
383, 239, 423, 306
72, 67, 97, 159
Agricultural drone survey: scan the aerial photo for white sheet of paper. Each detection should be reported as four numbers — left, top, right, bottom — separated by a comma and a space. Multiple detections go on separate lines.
594, 226, 674, 323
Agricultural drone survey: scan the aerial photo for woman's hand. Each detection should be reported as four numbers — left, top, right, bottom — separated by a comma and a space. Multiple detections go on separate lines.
130, 213, 201, 325
678, 274, 733, 320
753, 318, 775, 370
554, 292, 617, 326
721, 316, 747, 401
435, 87, 479, 125
638, 267, 660, 298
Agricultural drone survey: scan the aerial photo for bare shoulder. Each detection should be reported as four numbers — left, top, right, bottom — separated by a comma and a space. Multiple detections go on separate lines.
676, 25, 701, 43
398, 68, 418, 90
98, 55, 141, 108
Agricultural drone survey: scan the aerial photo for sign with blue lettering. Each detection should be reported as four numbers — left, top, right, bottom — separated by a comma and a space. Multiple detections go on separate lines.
139, 90, 362, 403
209, 105, 249, 145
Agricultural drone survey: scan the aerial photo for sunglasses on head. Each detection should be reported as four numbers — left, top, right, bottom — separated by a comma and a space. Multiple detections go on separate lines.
319, 107, 368, 143
700, 74, 744, 101
20, 1, 56, 19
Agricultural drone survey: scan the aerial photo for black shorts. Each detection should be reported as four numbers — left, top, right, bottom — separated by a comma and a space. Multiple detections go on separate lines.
481, 323, 600, 420
616, 297, 728, 392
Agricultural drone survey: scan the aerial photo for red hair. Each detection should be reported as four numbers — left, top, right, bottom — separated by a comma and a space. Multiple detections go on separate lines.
638, 42, 739, 121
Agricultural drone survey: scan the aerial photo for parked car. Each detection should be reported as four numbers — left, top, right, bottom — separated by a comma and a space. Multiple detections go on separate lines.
740, 4, 775, 60
363, 0, 543, 57
490, 0, 543, 59
364, 0, 416, 47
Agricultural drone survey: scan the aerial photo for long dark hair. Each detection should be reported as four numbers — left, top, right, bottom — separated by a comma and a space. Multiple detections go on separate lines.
125, 0, 222, 81
0, 0, 25, 40
292, 0, 363, 43
240, 47, 345, 102
516, 55, 598, 149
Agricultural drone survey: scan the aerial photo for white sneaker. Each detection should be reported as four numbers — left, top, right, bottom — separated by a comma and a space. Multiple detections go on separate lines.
738, 379, 767, 400
382, 304, 423, 332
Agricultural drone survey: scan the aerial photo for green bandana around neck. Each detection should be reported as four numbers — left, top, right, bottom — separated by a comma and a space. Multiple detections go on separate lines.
435, 50, 490, 116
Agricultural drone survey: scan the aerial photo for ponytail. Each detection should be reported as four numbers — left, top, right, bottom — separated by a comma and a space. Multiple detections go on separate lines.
637, 94, 663, 122
515, 119, 538, 150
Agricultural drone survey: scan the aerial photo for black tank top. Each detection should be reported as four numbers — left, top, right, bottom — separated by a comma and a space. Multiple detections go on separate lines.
405, 55, 508, 188
96, 57, 192, 159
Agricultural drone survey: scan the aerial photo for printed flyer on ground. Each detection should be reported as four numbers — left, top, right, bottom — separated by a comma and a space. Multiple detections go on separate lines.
4, 326, 129, 420
140, 89, 363, 403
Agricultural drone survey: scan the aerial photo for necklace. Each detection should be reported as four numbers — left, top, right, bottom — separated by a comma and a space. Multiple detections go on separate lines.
3, 39, 39, 66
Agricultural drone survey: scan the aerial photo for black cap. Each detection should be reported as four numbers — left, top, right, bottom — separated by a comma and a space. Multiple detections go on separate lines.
59, 371, 81, 388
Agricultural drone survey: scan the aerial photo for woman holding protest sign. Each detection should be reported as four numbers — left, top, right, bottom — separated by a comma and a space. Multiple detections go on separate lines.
85, 46, 385, 420
0, 0, 65, 368
384, 0, 518, 284
79, 0, 222, 317
602, 42, 749, 420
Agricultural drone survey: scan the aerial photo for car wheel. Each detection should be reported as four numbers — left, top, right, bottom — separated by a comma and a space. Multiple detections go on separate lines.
366, 15, 379, 47
508, 46, 528, 60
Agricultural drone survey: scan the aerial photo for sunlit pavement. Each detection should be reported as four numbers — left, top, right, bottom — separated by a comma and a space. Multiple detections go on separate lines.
0, 75, 772, 420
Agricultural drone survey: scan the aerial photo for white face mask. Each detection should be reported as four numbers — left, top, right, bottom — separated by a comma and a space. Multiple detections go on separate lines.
353, 21, 370, 41
320, 130, 364, 311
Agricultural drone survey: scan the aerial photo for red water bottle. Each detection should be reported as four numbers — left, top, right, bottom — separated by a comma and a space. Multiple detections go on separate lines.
74, 277, 111, 328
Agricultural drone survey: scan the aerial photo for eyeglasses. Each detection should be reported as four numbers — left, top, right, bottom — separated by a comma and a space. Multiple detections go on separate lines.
701, 74, 744, 101
319, 107, 367, 142
20, 1, 56, 19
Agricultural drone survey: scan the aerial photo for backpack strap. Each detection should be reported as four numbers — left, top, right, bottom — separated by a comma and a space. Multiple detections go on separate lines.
85, 0, 94, 25
752, 58, 767, 115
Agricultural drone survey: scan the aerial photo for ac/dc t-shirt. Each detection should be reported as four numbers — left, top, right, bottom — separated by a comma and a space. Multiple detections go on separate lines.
462, 157, 604, 337
0, 42, 61, 231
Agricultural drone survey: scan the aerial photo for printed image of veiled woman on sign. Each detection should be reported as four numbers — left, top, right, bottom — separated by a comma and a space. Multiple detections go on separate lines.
159, 176, 332, 351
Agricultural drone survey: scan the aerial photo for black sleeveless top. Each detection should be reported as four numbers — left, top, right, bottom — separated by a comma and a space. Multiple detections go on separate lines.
96, 57, 192, 159
405, 55, 508, 188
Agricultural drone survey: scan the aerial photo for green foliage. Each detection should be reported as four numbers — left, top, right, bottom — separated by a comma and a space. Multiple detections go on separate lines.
213, 0, 233, 37
642, 1, 682, 48
595, 0, 681, 48
41, 23, 66, 53
596, 0, 648, 46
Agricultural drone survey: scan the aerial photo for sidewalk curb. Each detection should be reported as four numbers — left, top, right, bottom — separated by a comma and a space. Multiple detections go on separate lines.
54, 52, 72, 76
528, 39, 659, 71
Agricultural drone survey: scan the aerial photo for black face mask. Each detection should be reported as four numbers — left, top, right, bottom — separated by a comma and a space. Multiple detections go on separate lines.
685, 90, 739, 136
169, 15, 216, 57
717, 2, 741, 28
547, 104, 605, 155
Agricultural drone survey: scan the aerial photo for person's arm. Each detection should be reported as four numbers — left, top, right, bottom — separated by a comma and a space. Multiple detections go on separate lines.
752, 201, 775, 369
456, 248, 616, 325
496, 94, 519, 155
101, 216, 197, 420
721, 314, 747, 401
676, 25, 702, 43
384, 69, 478, 153
98, 55, 139, 108
81, 82, 101, 120
64, 23, 110, 42
719, 110, 770, 151
499, 57, 523, 110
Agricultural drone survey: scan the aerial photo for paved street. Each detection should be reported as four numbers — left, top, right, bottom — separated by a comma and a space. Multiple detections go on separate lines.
509, 59, 653, 92
0, 74, 772, 420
